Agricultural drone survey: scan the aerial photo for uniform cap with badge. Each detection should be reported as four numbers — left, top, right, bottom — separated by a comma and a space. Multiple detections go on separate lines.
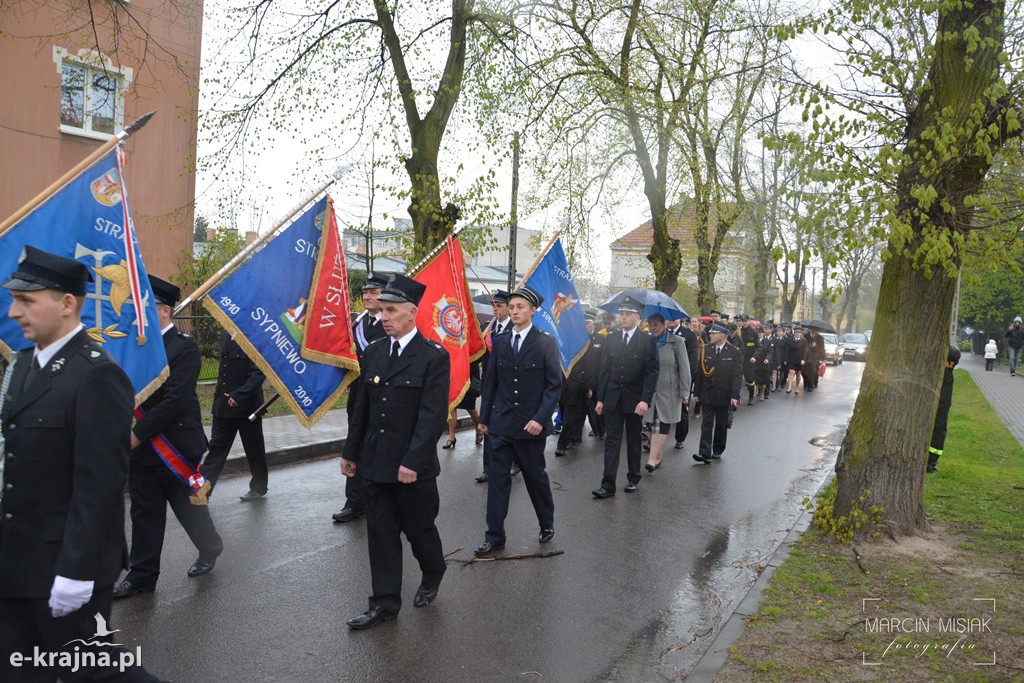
2, 245, 93, 295
509, 285, 544, 308
491, 289, 510, 304
378, 273, 427, 306
617, 295, 643, 314
364, 271, 389, 290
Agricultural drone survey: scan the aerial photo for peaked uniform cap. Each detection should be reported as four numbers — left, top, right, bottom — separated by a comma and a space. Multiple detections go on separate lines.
2, 245, 93, 295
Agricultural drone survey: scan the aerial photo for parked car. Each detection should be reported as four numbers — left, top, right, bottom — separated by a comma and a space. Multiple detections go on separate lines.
842, 333, 869, 361
821, 333, 844, 365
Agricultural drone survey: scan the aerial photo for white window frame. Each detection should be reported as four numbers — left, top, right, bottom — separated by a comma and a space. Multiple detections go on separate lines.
53, 47, 134, 141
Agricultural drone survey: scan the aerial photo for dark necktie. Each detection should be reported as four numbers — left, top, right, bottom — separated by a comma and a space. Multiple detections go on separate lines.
390, 340, 400, 365
513, 333, 521, 356
623, 332, 630, 345
23, 356, 41, 391
716, 345, 722, 357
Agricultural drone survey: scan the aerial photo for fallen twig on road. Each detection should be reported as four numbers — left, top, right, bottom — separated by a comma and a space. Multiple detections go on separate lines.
449, 550, 565, 566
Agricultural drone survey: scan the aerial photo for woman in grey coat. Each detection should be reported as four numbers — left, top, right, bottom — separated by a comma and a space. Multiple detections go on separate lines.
645, 313, 692, 471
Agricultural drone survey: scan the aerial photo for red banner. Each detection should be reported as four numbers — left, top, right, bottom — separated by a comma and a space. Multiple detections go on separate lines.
300, 196, 360, 372
413, 236, 485, 410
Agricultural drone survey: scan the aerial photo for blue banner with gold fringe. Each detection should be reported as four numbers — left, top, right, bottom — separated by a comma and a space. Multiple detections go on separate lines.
0, 149, 168, 403
520, 238, 589, 376
202, 196, 355, 428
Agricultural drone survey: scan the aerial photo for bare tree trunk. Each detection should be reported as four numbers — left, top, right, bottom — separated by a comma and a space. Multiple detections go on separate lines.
835, 248, 956, 535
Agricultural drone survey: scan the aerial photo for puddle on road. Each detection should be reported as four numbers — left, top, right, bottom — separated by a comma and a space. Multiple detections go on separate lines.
594, 426, 846, 682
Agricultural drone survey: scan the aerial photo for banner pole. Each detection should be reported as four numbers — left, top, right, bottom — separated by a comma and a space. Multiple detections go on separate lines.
515, 230, 560, 289
0, 111, 156, 237
174, 165, 351, 315
408, 224, 466, 277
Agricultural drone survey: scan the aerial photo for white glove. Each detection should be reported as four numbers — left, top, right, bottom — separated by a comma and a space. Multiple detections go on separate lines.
48, 576, 94, 618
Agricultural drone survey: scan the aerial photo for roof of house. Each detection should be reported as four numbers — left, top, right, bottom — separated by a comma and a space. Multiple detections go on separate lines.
611, 201, 746, 252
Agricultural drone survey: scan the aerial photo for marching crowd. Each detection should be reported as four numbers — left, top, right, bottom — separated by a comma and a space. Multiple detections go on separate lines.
0, 247, 842, 683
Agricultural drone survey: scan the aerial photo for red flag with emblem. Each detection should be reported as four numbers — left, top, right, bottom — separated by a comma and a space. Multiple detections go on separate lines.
411, 236, 485, 410
300, 196, 360, 373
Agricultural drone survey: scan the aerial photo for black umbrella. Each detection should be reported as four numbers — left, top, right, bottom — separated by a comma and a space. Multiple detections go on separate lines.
802, 318, 836, 333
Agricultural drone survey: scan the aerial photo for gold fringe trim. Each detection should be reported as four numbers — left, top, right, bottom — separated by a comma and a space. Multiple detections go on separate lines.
203, 297, 357, 429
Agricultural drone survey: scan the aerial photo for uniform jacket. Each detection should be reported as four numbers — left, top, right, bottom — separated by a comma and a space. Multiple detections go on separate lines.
740, 326, 759, 358
212, 332, 265, 419
132, 325, 207, 466
804, 331, 826, 365
651, 333, 691, 424
693, 341, 744, 406
581, 331, 605, 391
343, 332, 450, 483
596, 328, 660, 413
785, 335, 808, 367
0, 328, 133, 597
480, 326, 563, 439
347, 312, 388, 418
675, 325, 700, 375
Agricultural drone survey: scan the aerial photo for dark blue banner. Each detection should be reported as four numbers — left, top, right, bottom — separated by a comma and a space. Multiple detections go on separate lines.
202, 197, 355, 427
0, 150, 168, 401
521, 238, 589, 375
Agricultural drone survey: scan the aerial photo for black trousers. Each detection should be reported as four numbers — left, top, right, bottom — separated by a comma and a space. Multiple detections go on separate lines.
343, 398, 366, 510
363, 479, 446, 615
485, 436, 554, 544
674, 400, 690, 444
126, 462, 223, 586
585, 394, 603, 437
201, 416, 268, 494
0, 589, 157, 682
699, 403, 731, 457
556, 399, 586, 451
601, 407, 643, 490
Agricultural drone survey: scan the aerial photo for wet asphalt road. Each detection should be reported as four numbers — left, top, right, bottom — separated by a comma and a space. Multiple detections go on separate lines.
111, 362, 864, 682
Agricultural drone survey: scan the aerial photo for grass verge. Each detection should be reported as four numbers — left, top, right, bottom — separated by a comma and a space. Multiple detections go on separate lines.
714, 369, 1024, 682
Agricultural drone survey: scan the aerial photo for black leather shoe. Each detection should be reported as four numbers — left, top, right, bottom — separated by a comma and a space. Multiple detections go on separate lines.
347, 606, 397, 630
442, 439, 457, 449
332, 507, 366, 523
112, 579, 155, 599
693, 453, 711, 464
413, 585, 439, 608
187, 559, 216, 578
674, 441, 685, 449
510, 465, 521, 476
239, 490, 265, 502
710, 453, 721, 460
624, 482, 638, 492
555, 449, 566, 457
475, 471, 489, 483
592, 487, 615, 499
539, 528, 554, 543
474, 542, 505, 557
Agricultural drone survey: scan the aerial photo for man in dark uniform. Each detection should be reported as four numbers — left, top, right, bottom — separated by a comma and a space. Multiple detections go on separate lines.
341, 274, 450, 630
554, 315, 589, 457
201, 330, 267, 500
592, 296, 659, 497
672, 314, 699, 449
738, 315, 759, 404
582, 314, 605, 439
927, 344, 961, 473
0, 246, 159, 681
693, 323, 743, 463
802, 326, 827, 392
476, 289, 512, 483
475, 286, 562, 556
333, 271, 388, 522
113, 276, 223, 598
